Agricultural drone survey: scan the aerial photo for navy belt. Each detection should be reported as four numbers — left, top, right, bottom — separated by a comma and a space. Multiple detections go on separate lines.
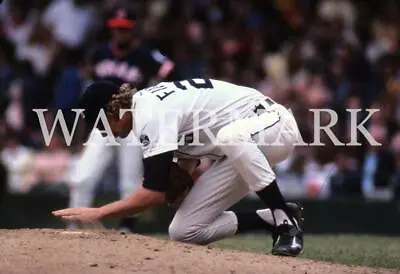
254, 97, 276, 114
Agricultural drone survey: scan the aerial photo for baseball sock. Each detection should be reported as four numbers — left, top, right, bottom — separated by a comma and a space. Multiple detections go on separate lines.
234, 209, 275, 233
256, 180, 297, 227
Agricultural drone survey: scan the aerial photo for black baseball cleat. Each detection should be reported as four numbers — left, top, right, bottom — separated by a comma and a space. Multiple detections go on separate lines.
272, 222, 303, 256
271, 202, 304, 257
272, 202, 304, 246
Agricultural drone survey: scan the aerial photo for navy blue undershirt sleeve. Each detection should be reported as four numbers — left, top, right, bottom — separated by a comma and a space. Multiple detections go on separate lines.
142, 151, 174, 192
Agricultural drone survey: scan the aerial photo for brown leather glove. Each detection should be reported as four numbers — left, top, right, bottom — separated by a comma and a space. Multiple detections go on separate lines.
166, 162, 195, 208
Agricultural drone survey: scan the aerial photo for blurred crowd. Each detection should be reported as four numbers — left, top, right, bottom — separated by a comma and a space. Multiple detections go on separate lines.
1, 0, 400, 201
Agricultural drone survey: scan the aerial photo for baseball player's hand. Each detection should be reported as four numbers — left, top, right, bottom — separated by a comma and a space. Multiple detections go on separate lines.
52, 207, 102, 222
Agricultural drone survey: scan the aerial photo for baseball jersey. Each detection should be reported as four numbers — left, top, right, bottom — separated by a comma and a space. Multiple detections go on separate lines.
90, 42, 169, 88
132, 79, 265, 159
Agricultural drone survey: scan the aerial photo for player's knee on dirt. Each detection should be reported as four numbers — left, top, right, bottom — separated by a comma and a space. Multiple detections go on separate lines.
168, 220, 209, 245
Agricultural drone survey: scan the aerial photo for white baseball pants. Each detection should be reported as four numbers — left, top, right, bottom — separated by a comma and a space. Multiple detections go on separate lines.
169, 103, 299, 244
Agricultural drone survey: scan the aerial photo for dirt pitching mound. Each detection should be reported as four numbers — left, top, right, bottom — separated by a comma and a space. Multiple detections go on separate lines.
0, 229, 394, 274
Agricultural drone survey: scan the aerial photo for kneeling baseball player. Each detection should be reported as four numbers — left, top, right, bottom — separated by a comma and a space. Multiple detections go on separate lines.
53, 79, 304, 256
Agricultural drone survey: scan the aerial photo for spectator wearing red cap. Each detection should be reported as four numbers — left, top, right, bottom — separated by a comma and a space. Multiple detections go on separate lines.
87, 7, 176, 89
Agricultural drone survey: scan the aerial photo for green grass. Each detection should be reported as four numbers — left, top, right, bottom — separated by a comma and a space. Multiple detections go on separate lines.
210, 234, 400, 269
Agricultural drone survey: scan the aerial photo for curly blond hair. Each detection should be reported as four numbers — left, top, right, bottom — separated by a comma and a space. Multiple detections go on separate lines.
106, 83, 136, 120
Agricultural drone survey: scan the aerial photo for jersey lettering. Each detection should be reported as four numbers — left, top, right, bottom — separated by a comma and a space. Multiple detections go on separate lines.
155, 89, 175, 101
149, 79, 215, 101
146, 85, 167, 93
95, 60, 143, 83
173, 79, 213, 90
145, 84, 176, 100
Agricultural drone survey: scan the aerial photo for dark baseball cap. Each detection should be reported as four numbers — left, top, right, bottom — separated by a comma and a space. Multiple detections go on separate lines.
79, 81, 119, 131
107, 8, 136, 29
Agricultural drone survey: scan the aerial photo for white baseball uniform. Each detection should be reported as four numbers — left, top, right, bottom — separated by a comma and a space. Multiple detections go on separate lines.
69, 130, 143, 209
132, 79, 300, 244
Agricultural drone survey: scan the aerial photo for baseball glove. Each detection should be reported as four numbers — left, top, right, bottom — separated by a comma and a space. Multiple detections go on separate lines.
166, 162, 195, 208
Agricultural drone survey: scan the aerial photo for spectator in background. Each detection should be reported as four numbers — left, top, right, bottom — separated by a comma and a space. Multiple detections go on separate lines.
0, 98, 9, 204
330, 148, 361, 197
366, 19, 398, 65
361, 123, 395, 199
53, 48, 85, 134
42, 0, 97, 49
0, 0, 9, 19
3, 0, 57, 77
88, 8, 175, 88
390, 132, 400, 201
15, 23, 58, 77
5, 67, 25, 132
2, 0, 36, 47
173, 20, 208, 79
303, 145, 337, 199
5, 60, 47, 133
260, 53, 289, 100
0, 39, 14, 98
317, 0, 356, 29
33, 133, 71, 186
67, 7, 177, 233
0, 159, 7, 205
275, 146, 309, 198
0, 130, 36, 194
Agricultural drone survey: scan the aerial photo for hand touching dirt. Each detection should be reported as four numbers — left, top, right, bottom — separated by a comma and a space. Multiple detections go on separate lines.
52, 207, 102, 222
